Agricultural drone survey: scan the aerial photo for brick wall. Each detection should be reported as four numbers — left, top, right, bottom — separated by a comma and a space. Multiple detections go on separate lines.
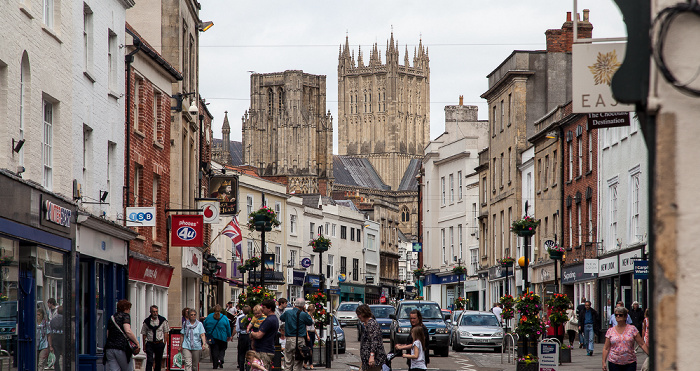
545, 10, 594, 53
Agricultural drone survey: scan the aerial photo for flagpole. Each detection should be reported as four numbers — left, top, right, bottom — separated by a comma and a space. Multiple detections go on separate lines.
209, 213, 242, 251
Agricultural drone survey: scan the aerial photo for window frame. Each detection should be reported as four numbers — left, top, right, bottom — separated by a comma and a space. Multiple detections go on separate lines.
42, 98, 54, 190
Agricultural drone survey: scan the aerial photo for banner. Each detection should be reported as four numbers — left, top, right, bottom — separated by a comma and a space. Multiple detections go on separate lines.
170, 215, 204, 247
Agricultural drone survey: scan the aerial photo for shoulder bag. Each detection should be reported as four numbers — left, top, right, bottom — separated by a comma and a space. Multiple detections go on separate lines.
207, 315, 224, 345
295, 310, 312, 361
112, 315, 140, 355
568, 311, 579, 326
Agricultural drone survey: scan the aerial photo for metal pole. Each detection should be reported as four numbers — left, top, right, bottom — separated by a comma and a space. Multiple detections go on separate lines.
261, 229, 266, 288
554, 258, 559, 293
523, 201, 530, 292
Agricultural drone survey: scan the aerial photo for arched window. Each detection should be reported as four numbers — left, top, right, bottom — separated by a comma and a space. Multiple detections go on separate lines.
20, 52, 31, 167
267, 88, 273, 114
278, 88, 284, 113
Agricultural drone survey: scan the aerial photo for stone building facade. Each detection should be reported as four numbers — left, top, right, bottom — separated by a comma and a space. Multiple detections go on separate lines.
337, 33, 429, 190
242, 70, 334, 196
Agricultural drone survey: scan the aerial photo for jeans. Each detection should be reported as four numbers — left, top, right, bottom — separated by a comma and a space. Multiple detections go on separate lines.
584, 324, 595, 353
210, 339, 228, 368
237, 334, 250, 370
145, 342, 166, 371
608, 361, 636, 371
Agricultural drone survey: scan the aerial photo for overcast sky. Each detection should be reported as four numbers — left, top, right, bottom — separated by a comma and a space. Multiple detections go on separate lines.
199, 0, 626, 151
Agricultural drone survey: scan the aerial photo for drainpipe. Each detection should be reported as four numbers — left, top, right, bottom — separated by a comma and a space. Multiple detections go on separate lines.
124, 27, 142, 214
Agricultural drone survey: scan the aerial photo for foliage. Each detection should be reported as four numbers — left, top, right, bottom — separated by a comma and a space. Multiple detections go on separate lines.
546, 245, 566, 254
546, 293, 570, 326
498, 257, 515, 265
309, 235, 332, 253
560, 343, 573, 350
516, 354, 539, 365
413, 268, 426, 277
306, 290, 328, 324
415, 296, 424, 300
452, 266, 467, 275
454, 297, 467, 310
510, 215, 540, 236
246, 206, 281, 229
244, 285, 275, 308
245, 257, 261, 268
515, 291, 545, 341
500, 294, 515, 321
0, 256, 12, 264
0, 293, 7, 301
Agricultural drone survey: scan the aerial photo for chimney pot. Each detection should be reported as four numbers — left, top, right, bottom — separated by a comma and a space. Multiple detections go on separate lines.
459, 95, 464, 106
566, 12, 572, 22
583, 9, 590, 22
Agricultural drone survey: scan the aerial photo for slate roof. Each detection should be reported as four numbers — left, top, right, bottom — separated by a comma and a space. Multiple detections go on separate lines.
213, 139, 244, 166
335, 199, 360, 212
333, 156, 390, 190
398, 159, 421, 191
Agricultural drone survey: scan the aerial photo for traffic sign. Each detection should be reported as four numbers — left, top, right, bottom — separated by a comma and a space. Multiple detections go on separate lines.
301, 258, 311, 268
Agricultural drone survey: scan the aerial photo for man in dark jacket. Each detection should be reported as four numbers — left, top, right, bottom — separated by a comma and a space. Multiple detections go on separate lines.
394, 309, 430, 366
578, 301, 600, 356
576, 298, 587, 348
629, 301, 644, 334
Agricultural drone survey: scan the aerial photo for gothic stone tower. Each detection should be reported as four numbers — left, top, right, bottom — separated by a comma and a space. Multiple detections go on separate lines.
338, 33, 430, 190
242, 70, 333, 195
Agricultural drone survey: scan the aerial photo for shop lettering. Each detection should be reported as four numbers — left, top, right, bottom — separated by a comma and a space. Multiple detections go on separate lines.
144, 268, 158, 279
564, 272, 576, 281
178, 221, 198, 227
45, 200, 71, 228
601, 261, 616, 271
581, 94, 620, 108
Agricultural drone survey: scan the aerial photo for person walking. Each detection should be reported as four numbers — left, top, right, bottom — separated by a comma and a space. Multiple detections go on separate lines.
278, 298, 314, 371
181, 309, 208, 371
576, 298, 587, 348
641, 309, 650, 371
141, 305, 170, 371
564, 303, 579, 347
602, 306, 648, 371
204, 305, 233, 369
37, 308, 50, 371
226, 302, 237, 316
249, 300, 279, 371
303, 306, 319, 370
394, 310, 430, 367
491, 303, 503, 324
236, 305, 252, 370
47, 306, 65, 371
104, 300, 140, 371
608, 301, 633, 327
356, 304, 386, 371
629, 302, 644, 334
578, 301, 600, 356
402, 326, 427, 371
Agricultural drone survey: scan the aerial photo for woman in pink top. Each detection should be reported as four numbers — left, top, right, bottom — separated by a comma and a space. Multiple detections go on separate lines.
602, 306, 648, 371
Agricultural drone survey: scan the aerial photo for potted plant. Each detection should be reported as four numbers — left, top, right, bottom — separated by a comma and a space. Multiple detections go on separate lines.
247, 206, 281, 231
560, 344, 572, 363
547, 244, 566, 260
306, 290, 328, 325
498, 256, 515, 267
515, 291, 545, 360
516, 354, 539, 371
415, 296, 424, 300
0, 293, 7, 302
500, 294, 515, 322
244, 285, 275, 308
245, 256, 261, 268
452, 266, 467, 275
0, 256, 12, 265
511, 215, 540, 237
309, 235, 332, 253
454, 297, 467, 310
413, 268, 426, 277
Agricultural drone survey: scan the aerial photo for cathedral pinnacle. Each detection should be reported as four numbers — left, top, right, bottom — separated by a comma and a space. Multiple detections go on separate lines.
222, 111, 230, 130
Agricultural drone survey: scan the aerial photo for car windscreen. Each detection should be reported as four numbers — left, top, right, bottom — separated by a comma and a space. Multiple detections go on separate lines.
0, 301, 17, 321
398, 304, 443, 319
370, 306, 395, 318
337, 303, 358, 312
460, 314, 500, 327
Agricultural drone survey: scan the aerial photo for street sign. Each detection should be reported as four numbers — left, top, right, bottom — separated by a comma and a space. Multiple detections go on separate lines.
538, 341, 559, 371
301, 258, 311, 268
634, 260, 649, 280
412, 242, 422, 252
544, 240, 556, 250
126, 206, 156, 227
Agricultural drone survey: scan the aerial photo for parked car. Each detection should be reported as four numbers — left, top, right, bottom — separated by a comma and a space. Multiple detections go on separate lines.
389, 300, 450, 357
331, 315, 346, 353
451, 310, 504, 352
0, 301, 17, 366
335, 302, 362, 326
357, 305, 395, 340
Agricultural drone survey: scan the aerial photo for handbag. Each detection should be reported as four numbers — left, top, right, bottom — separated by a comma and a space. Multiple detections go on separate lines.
206, 315, 224, 345
295, 310, 312, 360
568, 311, 579, 326
112, 315, 140, 355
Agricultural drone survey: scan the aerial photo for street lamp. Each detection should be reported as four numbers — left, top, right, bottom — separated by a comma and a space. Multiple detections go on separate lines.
205, 254, 220, 276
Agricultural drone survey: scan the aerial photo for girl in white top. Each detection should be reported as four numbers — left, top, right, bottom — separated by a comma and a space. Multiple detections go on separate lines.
402, 326, 427, 371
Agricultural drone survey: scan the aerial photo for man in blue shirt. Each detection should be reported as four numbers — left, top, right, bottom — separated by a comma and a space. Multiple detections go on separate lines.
251, 299, 279, 371
608, 301, 633, 327
577, 301, 600, 356
279, 298, 314, 371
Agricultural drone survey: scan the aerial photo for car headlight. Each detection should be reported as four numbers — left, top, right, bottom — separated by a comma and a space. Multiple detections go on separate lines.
493, 331, 504, 337
397, 327, 411, 333
435, 328, 449, 334
460, 330, 472, 337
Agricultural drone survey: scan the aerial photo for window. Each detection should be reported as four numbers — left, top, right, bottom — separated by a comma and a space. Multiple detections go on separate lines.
107, 141, 116, 203
340, 257, 347, 274
310, 255, 315, 272
350, 228, 355, 241
152, 175, 159, 239
588, 133, 593, 172
507, 93, 512, 126
325, 222, 329, 235
578, 137, 583, 176
290, 249, 297, 268
332, 223, 337, 237
43, 0, 54, 29
108, 30, 117, 91
154, 91, 164, 144
290, 214, 297, 235
367, 234, 375, 251
340, 226, 347, 239
247, 241, 253, 259
492, 158, 497, 191
508, 207, 513, 251
441, 228, 446, 263
552, 150, 557, 185
458, 224, 463, 260
537, 159, 542, 191
42, 99, 53, 190
310, 222, 315, 240
275, 202, 282, 230
450, 226, 455, 262
500, 100, 504, 131
610, 182, 618, 248
492, 106, 497, 135
458, 171, 463, 200
500, 211, 505, 255
19, 56, 29, 167
246, 195, 253, 215
577, 204, 582, 246
327, 254, 334, 280
82, 125, 92, 186
508, 147, 512, 183
275, 245, 281, 271
352, 258, 359, 281
357, 229, 361, 243
133, 77, 142, 131
470, 249, 478, 274
134, 165, 142, 206
588, 201, 593, 238
441, 177, 446, 205
482, 176, 487, 203
630, 172, 640, 241
568, 208, 573, 247
544, 155, 549, 188
500, 153, 504, 187
568, 142, 573, 181
472, 203, 478, 234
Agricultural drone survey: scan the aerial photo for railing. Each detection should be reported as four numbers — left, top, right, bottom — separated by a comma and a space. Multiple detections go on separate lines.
501, 332, 518, 364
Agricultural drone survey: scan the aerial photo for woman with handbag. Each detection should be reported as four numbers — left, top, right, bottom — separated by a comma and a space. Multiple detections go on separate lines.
181, 309, 208, 371
565, 303, 579, 347
104, 300, 141, 371
204, 305, 233, 369
356, 304, 386, 371
303, 306, 318, 370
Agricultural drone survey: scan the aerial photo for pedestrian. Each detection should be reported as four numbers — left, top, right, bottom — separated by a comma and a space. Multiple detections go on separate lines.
394, 310, 430, 367
182, 307, 191, 328
303, 305, 318, 370
578, 301, 601, 356
356, 304, 386, 371
141, 305, 170, 371
564, 303, 579, 347
608, 301, 633, 327
236, 305, 252, 371
576, 297, 587, 348
104, 300, 140, 371
227, 302, 237, 316
246, 350, 267, 371
247, 305, 267, 350
492, 303, 503, 324
402, 326, 427, 371
249, 299, 279, 371
47, 306, 65, 371
277, 298, 289, 342
204, 304, 233, 369
47, 298, 58, 319
602, 306, 648, 371
629, 302, 644, 334
641, 309, 650, 371
37, 308, 50, 371
278, 298, 314, 371
181, 309, 208, 371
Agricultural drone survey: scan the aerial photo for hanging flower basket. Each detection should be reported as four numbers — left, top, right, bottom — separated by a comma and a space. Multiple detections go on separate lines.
309, 235, 331, 253
452, 266, 467, 275
511, 216, 540, 237
547, 245, 565, 260
0, 293, 8, 302
454, 297, 467, 310
245, 257, 261, 268
0, 256, 12, 265
413, 268, 426, 277
247, 206, 280, 231
498, 257, 515, 267
515, 291, 545, 345
500, 294, 515, 321
245, 285, 275, 308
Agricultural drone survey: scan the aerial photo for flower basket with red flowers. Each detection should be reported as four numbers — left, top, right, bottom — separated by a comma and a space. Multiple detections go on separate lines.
309, 235, 331, 253
546, 245, 566, 260
515, 291, 545, 359
245, 285, 275, 308
245, 257, 261, 268
498, 257, 515, 267
247, 206, 281, 231
413, 268, 426, 277
452, 266, 467, 275
500, 294, 515, 321
454, 297, 467, 310
546, 293, 570, 326
511, 216, 540, 237
306, 290, 328, 325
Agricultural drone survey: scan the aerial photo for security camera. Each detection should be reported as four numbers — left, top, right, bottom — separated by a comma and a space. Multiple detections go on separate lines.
188, 101, 198, 115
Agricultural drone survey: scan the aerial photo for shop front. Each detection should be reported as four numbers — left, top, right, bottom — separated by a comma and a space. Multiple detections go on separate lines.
530, 261, 555, 298
486, 266, 508, 307
561, 263, 597, 308
463, 279, 480, 310
364, 285, 380, 304
339, 282, 364, 302
181, 246, 203, 315
286, 269, 305, 301
0, 172, 76, 371
596, 247, 645, 326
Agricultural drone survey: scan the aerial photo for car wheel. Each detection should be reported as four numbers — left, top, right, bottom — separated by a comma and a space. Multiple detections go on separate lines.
439, 346, 449, 357
339, 347, 346, 354
452, 338, 464, 352
495, 346, 502, 353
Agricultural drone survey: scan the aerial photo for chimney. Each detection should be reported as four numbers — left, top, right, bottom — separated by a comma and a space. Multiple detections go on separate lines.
545, 9, 593, 53
459, 95, 463, 106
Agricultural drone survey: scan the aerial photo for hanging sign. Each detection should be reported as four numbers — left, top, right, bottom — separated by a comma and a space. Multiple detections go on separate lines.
126, 207, 156, 227
171, 215, 204, 247
634, 260, 649, 280
197, 199, 220, 224
572, 42, 634, 113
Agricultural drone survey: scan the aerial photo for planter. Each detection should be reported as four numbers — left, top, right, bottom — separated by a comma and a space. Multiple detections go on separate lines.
516, 361, 539, 371
253, 214, 273, 231
517, 339, 538, 357
549, 251, 564, 260
312, 241, 330, 253
516, 230, 536, 237
559, 348, 572, 363
501, 262, 514, 268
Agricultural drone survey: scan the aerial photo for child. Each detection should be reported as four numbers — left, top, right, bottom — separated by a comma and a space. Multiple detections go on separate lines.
246, 350, 267, 371
402, 326, 427, 371
247, 305, 267, 350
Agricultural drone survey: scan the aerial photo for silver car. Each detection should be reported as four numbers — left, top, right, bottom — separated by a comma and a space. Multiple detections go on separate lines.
451, 311, 504, 352
335, 302, 362, 326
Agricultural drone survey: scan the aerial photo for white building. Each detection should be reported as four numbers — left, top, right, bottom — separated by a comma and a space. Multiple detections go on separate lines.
397, 232, 418, 299
421, 103, 488, 309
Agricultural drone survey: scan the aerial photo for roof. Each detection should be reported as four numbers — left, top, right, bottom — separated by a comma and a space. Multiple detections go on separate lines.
333, 156, 390, 190
125, 23, 182, 81
214, 139, 244, 166
398, 159, 421, 191
335, 199, 359, 212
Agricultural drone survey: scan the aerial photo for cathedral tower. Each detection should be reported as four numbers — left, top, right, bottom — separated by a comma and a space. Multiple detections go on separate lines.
337, 33, 430, 189
221, 111, 231, 163
242, 70, 334, 195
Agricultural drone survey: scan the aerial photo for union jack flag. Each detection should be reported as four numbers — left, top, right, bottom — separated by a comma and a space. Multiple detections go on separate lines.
222, 216, 243, 263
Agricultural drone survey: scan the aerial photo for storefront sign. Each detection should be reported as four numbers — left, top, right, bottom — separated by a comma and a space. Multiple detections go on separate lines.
182, 246, 203, 275
463, 280, 479, 292
487, 266, 506, 280
412, 242, 422, 252
80, 227, 128, 265
587, 112, 631, 130
584, 259, 599, 274
128, 257, 174, 287
196, 199, 220, 224
538, 341, 559, 371
306, 274, 320, 288
598, 256, 619, 277
572, 42, 634, 113
44, 200, 71, 228
634, 260, 649, 280
126, 207, 156, 227
169, 330, 184, 370
171, 215, 204, 247
532, 264, 555, 284
562, 264, 597, 284
209, 176, 238, 215
292, 270, 306, 286
619, 249, 642, 273
436, 274, 466, 284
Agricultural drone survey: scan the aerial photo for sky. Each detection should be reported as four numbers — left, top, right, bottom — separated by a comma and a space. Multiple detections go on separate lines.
198, 0, 626, 152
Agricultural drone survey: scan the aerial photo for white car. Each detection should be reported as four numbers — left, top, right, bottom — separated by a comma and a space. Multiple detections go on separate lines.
335, 302, 362, 326
451, 310, 504, 352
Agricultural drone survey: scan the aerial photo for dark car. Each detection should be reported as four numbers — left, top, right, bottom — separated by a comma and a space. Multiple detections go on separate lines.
0, 301, 17, 365
331, 315, 346, 354
390, 300, 450, 357
356, 305, 395, 340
